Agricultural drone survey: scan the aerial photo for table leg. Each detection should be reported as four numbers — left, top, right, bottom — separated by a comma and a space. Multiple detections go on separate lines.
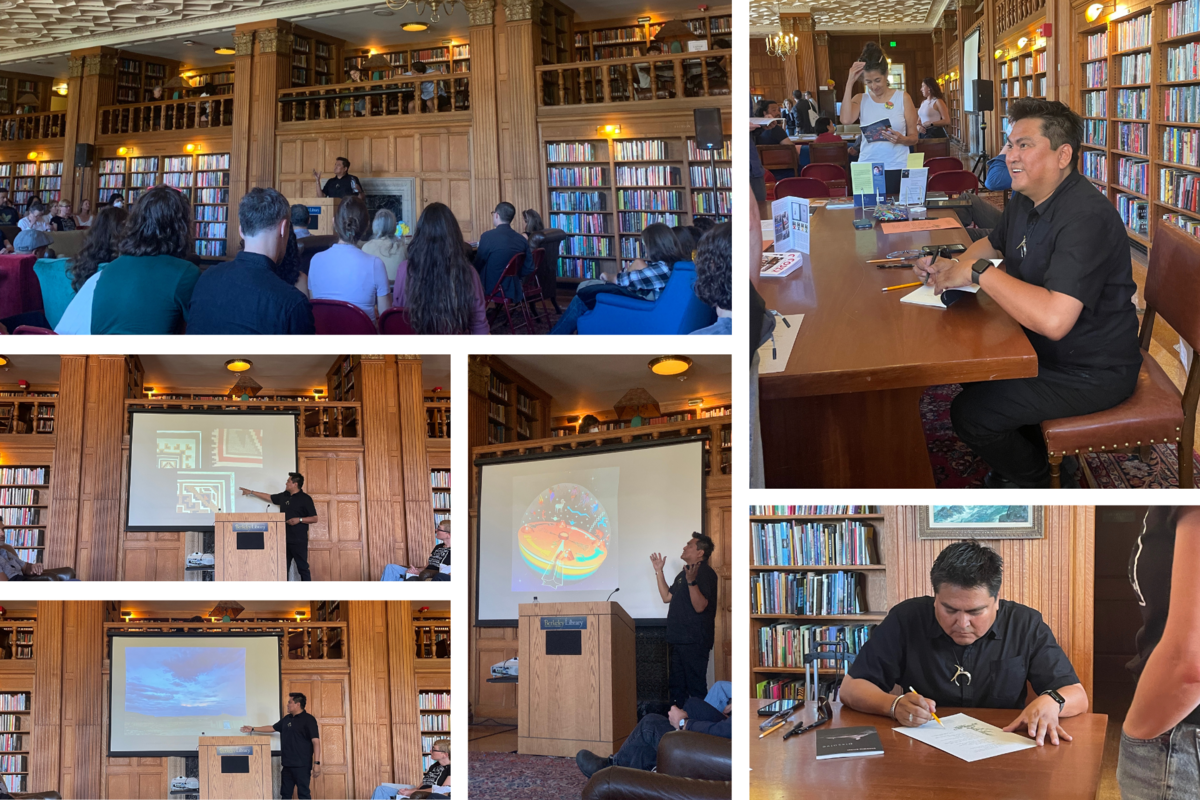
760, 386, 935, 488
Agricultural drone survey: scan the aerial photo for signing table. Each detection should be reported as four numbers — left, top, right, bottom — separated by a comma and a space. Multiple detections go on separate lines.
750, 698, 1108, 800
753, 205, 1037, 487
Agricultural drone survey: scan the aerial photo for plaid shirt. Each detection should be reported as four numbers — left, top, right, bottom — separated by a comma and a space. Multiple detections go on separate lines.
615, 259, 673, 300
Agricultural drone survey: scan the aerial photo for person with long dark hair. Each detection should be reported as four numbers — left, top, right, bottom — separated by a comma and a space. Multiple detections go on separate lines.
308, 196, 391, 323
394, 202, 488, 334
549, 222, 684, 335
53, 206, 129, 334
523, 207, 566, 315
840, 41, 919, 195
90, 185, 199, 334
689, 223, 731, 335
917, 77, 951, 139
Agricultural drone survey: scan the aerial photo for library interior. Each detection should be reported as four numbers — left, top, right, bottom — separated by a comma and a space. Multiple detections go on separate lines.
0, 600, 450, 800
467, 354, 731, 798
749, 505, 1193, 800
0, 0, 732, 335
750, 0, 1200, 488
0, 353, 450, 581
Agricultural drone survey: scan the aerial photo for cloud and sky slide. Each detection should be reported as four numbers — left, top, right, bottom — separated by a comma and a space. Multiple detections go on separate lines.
125, 647, 248, 718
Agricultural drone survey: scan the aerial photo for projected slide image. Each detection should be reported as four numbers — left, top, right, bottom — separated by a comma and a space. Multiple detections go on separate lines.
513, 473, 617, 591
124, 647, 248, 736
211, 428, 265, 468
176, 472, 235, 515
157, 432, 201, 469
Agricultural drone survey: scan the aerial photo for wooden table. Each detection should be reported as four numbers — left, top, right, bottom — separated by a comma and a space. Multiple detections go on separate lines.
753, 206, 1038, 487
750, 699, 1108, 800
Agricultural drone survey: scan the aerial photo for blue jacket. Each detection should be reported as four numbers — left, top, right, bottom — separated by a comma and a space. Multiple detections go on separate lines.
474, 223, 533, 301
985, 153, 1012, 191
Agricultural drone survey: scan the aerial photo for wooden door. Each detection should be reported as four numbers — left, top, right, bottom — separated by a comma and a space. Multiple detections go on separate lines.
300, 454, 367, 581
283, 673, 351, 799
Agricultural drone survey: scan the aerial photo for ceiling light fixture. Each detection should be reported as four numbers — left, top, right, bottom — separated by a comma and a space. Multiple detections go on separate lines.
765, 31, 798, 58
402, 22, 429, 32
214, 46, 236, 55
225, 358, 253, 373
648, 356, 693, 376
386, 0, 456, 24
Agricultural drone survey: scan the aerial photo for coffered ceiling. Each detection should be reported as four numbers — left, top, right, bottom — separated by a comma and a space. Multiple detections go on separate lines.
749, 0, 954, 35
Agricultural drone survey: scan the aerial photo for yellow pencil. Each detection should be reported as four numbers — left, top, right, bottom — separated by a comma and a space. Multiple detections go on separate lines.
759, 720, 788, 738
882, 281, 923, 293
908, 686, 944, 727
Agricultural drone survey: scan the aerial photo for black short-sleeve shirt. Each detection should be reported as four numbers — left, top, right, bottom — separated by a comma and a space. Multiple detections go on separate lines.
273, 710, 320, 767
270, 489, 317, 543
322, 174, 362, 198
0, 205, 17, 226
986, 169, 1139, 373
666, 561, 718, 649
847, 596, 1079, 709
421, 762, 450, 788
426, 543, 451, 570
1129, 507, 1200, 725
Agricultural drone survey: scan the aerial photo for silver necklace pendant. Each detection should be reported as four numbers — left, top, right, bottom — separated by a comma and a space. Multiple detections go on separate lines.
951, 664, 972, 686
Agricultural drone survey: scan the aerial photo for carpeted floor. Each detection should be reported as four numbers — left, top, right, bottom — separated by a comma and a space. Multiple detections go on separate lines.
921, 383, 1200, 488
468, 750, 588, 800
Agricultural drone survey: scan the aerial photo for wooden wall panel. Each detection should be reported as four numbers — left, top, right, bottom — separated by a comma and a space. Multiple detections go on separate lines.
46, 333, 86, 570
469, 10, 503, 232
348, 602, 386, 799
61, 601, 103, 800
396, 359, 434, 570
750, 37, 787, 100
828, 33, 937, 110
32, 601, 64, 796
283, 671, 350, 800
301, 451, 367, 581
499, 4, 543, 216
79, 355, 128, 582
386, 602, 422, 785
361, 358, 400, 582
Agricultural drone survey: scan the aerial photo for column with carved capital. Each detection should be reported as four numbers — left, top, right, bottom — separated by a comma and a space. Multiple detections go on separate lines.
227, 27, 256, 255
815, 30, 831, 90
250, 24, 293, 190
500, 0, 544, 218
62, 49, 117, 205
782, 13, 818, 96
468, 0, 502, 234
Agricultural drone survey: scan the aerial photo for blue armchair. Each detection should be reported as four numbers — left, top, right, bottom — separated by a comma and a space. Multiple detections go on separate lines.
576, 261, 716, 335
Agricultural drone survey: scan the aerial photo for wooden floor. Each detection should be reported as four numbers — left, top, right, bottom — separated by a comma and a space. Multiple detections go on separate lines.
469, 724, 518, 753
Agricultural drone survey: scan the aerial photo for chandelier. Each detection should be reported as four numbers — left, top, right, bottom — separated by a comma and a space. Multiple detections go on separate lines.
765, 31, 798, 58
386, 0, 457, 23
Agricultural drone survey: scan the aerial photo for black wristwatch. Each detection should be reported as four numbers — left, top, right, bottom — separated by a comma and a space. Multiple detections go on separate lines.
971, 258, 992, 285
688, 581, 698, 586
1039, 689, 1065, 713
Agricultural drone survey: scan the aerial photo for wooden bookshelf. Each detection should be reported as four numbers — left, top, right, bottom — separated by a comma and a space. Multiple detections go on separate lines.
343, 42, 469, 79
0, 397, 55, 435
185, 65, 235, 97
573, 10, 733, 62
114, 54, 179, 104
0, 75, 48, 116
418, 690, 450, 772
749, 508, 887, 699
431, 469, 450, 527
0, 466, 49, 566
0, 681, 32, 795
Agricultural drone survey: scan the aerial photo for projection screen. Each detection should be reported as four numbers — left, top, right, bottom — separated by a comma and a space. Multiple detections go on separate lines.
963, 28, 981, 112
108, 634, 282, 756
127, 410, 298, 531
475, 437, 707, 625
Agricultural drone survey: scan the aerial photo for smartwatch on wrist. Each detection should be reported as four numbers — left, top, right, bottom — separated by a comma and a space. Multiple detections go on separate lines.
971, 258, 993, 285
688, 581, 698, 586
1039, 689, 1065, 713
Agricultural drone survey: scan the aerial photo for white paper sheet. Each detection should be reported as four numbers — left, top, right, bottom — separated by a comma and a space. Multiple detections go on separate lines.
893, 713, 1036, 762
899, 259, 1001, 308
756, 314, 803, 374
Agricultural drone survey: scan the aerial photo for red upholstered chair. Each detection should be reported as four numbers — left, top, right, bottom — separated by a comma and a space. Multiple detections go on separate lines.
523, 249, 556, 332
1042, 224, 1200, 488
775, 177, 830, 199
485, 252, 533, 334
0, 253, 42, 320
801, 163, 847, 197
310, 299, 378, 335
378, 306, 416, 334
763, 169, 777, 202
13, 326, 56, 334
927, 170, 980, 194
925, 156, 963, 176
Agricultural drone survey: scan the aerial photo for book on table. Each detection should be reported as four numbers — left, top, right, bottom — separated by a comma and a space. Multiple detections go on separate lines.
815, 726, 885, 759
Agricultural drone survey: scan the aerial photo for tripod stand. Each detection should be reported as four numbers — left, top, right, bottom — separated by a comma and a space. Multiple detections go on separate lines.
971, 116, 990, 183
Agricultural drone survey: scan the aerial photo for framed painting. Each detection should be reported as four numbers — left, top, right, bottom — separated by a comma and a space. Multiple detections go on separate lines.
917, 506, 1043, 539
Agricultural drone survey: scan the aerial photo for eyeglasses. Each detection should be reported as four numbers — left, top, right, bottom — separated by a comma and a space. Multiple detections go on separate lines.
784, 697, 832, 739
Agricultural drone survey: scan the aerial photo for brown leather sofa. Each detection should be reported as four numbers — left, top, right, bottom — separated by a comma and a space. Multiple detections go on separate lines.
48, 230, 88, 258
581, 730, 731, 800
0, 544, 76, 581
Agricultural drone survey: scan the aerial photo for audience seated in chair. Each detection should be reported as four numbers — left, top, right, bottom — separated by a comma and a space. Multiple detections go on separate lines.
0, 544, 77, 581
371, 738, 451, 798
53, 207, 127, 335
522, 208, 565, 315
362, 208, 407, 284
188, 187, 316, 335
91, 185, 200, 334
291, 203, 313, 239
393, 202, 489, 334
474, 201, 533, 302
309, 196, 391, 324
381, 520, 451, 581
550, 222, 684, 335
689, 223, 732, 335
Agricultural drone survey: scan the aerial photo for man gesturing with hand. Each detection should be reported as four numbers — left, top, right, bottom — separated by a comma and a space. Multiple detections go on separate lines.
651, 532, 719, 706
840, 541, 1087, 746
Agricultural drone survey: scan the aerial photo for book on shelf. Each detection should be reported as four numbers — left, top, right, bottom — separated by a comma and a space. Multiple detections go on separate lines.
758, 622, 875, 669
751, 570, 868, 616
751, 519, 879, 566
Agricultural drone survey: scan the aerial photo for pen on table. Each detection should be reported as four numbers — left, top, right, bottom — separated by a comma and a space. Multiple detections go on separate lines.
907, 686, 943, 727
882, 281, 923, 293
759, 720, 788, 738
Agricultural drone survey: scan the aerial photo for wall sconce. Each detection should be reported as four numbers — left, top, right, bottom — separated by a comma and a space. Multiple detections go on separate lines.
994, 49, 1004, 59
1036, 37, 1047, 49
687, 398, 704, 407
1085, 3, 1105, 21
185, 143, 200, 153
53, 83, 67, 96
294, 610, 307, 619
117, 146, 130, 156
636, 15, 651, 23
597, 124, 621, 135
121, 610, 133, 619
313, 388, 325, 399
143, 386, 155, 395
26, 151, 39, 161
1017, 37, 1028, 49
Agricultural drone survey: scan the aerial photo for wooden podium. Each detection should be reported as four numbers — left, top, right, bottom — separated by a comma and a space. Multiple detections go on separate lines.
214, 513, 286, 581
199, 735, 272, 800
518, 601, 637, 758
289, 197, 342, 235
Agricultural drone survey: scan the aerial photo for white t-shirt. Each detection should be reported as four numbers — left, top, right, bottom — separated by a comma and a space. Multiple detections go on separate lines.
308, 242, 390, 321
18, 217, 52, 232
859, 88, 910, 170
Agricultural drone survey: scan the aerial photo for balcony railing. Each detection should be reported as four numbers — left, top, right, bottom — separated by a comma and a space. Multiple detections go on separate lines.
98, 97, 235, 136
535, 50, 731, 106
277, 73, 470, 123
124, 399, 362, 440
0, 112, 65, 141
103, 621, 347, 661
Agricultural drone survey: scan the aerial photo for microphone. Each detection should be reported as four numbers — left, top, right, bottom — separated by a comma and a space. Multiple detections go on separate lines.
605, 587, 620, 603
533, 596, 538, 604
265, 500, 273, 513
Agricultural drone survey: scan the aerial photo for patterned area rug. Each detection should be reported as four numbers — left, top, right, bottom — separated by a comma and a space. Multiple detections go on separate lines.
469, 751, 589, 800
921, 384, 1200, 488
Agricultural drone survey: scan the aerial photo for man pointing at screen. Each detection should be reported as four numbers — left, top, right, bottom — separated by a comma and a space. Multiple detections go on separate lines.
651, 532, 718, 706
241, 472, 317, 581
242, 692, 321, 799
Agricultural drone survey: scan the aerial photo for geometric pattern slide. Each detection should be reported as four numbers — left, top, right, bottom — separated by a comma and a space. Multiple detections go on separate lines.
156, 431, 201, 470
211, 428, 264, 468
176, 471, 235, 515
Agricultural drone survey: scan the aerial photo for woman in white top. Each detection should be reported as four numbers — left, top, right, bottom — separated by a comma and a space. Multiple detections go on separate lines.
917, 77, 951, 139
17, 199, 52, 232
839, 41, 919, 196
308, 196, 391, 324
360, 208, 407, 283
74, 199, 94, 228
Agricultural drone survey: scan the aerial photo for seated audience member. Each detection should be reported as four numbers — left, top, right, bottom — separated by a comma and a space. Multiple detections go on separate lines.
840, 541, 1087, 745
55, 207, 128, 334
51, 199, 77, 231
18, 199, 51, 232
108, 191, 125, 209
986, 150, 1014, 191
752, 99, 789, 146
918, 99, 1140, 488
0, 230, 55, 331
690, 223, 732, 335
371, 738, 450, 798
691, 216, 716, 234
362, 208, 407, 283
291, 204, 313, 238
308, 196, 391, 323
813, 116, 842, 143
523, 208, 566, 314
550, 222, 684, 335
188, 187, 315, 335
522, 208, 544, 239
576, 686, 731, 777
674, 225, 700, 260
395, 202, 488, 334
12, 229, 51, 259
276, 229, 309, 296
0, 546, 76, 581
24, 229, 74, 327
91, 185, 200, 334
474, 201, 533, 301
0, 188, 17, 225
75, 198, 94, 228
382, 520, 451, 581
